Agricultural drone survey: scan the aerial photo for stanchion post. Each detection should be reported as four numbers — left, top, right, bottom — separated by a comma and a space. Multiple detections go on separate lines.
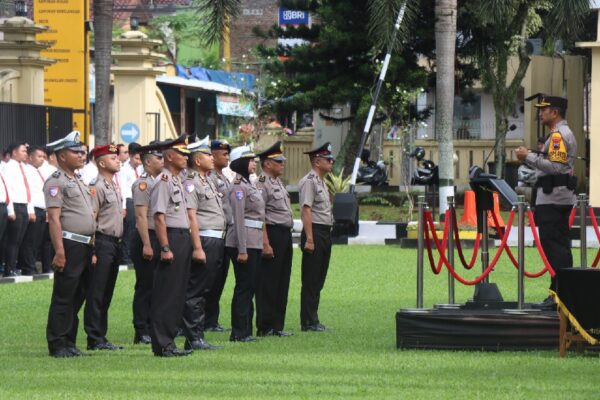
517, 196, 526, 310
447, 196, 455, 304
579, 193, 588, 268
481, 208, 489, 283
416, 195, 426, 308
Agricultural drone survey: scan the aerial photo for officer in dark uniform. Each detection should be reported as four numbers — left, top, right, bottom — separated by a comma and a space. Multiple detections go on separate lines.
130, 142, 164, 345
516, 95, 577, 308
149, 135, 193, 357
205, 139, 232, 332
299, 142, 334, 332
85, 144, 123, 351
44, 131, 98, 357
226, 146, 265, 342
255, 141, 294, 337
182, 139, 226, 350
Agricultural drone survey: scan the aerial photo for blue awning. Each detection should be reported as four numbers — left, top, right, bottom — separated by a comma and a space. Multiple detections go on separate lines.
177, 65, 256, 92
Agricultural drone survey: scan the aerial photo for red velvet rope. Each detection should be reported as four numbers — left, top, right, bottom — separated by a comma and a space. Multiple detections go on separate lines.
424, 211, 449, 275
451, 208, 480, 269
527, 209, 556, 278
568, 207, 576, 229
587, 207, 600, 268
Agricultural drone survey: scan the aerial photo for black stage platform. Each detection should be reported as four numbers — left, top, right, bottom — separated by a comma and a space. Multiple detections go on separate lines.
396, 305, 559, 351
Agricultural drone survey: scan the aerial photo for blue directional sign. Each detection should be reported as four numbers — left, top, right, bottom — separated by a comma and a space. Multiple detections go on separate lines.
278, 8, 309, 25
120, 122, 140, 144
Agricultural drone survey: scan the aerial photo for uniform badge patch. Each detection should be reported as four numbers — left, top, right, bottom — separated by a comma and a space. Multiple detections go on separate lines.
235, 190, 244, 200
186, 183, 195, 193
548, 132, 568, 164
89, 188, 97, 197
139, 182, 147, 192
49, 187, 59, 197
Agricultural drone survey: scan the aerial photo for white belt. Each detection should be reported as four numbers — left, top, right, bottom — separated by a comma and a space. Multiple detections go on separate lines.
200, 229, 226, 239
244, 219, 264, 229
62, 231, 93, 245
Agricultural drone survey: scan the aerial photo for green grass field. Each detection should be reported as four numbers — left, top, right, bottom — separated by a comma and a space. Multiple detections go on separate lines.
1, 246, 600, 399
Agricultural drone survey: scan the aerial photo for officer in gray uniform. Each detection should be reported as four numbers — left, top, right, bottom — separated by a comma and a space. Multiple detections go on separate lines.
182, 139, 226, 350
205, 139, 232, 332
85, 144, 123, 351
226, 146, 265, 342
516, 95, 577, 308
299, 142, 334, 332
149, 135, 193, 357
44, 131, 98, 358
131, 142, 163, 345
255, 141, 294, 337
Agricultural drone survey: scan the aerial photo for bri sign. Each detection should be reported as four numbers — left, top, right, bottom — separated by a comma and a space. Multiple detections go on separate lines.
278, 8, 310, 25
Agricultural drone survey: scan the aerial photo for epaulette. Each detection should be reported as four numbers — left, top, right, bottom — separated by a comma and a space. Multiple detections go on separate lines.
259, 175, 266, 183
52, 170, 61, 178
187, 171, 196, 179
307, 174, 314, 180
161, 174, 169, 182
140, 172, 148, 178
234, 177, 241, 184
89, 177, 97, 186
75, 172, 82, 179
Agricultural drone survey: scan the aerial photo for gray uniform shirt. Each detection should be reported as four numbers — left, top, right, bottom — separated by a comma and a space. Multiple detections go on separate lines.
208, 169, 232, 224
185, 171, 226, 231
91, 175, 123, 237
132, 173, 157, 230
299, 170, 333, 226
150, 168, 190, 229
524, 119, 577, 206
44, 167, 97, 235
257, 173, 293, 228
225, 174, 265, 253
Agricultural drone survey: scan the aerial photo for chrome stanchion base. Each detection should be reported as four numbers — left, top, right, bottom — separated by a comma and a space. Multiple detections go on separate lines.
434, 303, 462, 310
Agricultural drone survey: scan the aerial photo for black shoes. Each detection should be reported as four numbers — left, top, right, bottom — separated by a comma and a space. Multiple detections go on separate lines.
184, 338, 222, 350
229, 335, 257, 342
133, 333, 152, 345
257, 329, 294, 337
301, 323, 329, 332
87, 341, 123, 351
50, 347, 89, 358
3, 270, 18, 278
207, 324, 231, 333
532, 296, 557, 311
154, 348, 192, 357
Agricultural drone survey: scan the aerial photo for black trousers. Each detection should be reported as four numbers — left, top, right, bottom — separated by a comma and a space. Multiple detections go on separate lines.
19, 207, 46, 275
131, 229, 159, 337
121, 198, 135, 263
227, 247, 261, 339
535, 204, 573, 292
183, 237, 224, 342
41, 221, 53, 273
150, 228, 192, 354
47, 239, 92, 353
256, 225, 293, 333
84, 233, 121, 346
0, 203, 7, 266
300, 224, 332, 327
204, 250, 231, 329
5, 203, 28, 273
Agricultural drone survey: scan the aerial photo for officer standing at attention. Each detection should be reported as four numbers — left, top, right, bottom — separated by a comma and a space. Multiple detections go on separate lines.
182, 139, 226, 350
205, 139, 232, 332
515, 95, 577, 309
84, 144, 124, 351
299, 142, 334, 332
44, 131, 97, 358
255, 141, 294, 337
130, 142, 164, 345
226, 146, 265, 342
149, 135, 193, 357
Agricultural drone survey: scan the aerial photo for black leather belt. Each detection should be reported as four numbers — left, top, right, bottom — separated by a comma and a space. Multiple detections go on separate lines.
95, 232, 122, 243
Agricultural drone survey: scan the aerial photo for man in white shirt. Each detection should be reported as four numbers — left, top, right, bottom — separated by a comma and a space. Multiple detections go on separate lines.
0, 168, 11, 275
2, 142, 35, 277
117, 142, 143, 264
19, 145, 49, 275
80, 150, 98, 185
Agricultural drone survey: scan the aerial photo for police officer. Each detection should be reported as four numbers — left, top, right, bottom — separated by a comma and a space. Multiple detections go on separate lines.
226, 146, 265, 342
84, 144, 124, 351
516, 95, 576, 309
149, 135, 193, 357
255, 141, 294, 337
44, 131, 97, 357
205, 139, 232, 332
130, 143, 164, 345
182, 139, 226, 350
299, 142, 334, 331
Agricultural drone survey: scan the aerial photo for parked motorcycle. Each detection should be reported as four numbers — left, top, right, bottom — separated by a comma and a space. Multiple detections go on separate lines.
357, 149, 388, 186
409, 147, 438, 186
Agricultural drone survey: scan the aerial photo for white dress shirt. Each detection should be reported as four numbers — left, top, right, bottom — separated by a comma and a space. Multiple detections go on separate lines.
26, 163, 46, 210
38, 160, 57, 180
118, 160, 143, 208
3, 159, 34, 215
0, 170, 13, 215
80, 162, 98, 185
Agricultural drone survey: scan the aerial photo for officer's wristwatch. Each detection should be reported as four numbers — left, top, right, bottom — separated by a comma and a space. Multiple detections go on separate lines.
161, 245, 171, 253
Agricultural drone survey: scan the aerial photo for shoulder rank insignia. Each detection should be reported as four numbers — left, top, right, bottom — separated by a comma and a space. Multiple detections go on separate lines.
161, 174, 169, 182
52, 170, 61, 178
89, 177, 97, 186
141, 172, 148, 178
139, 182, 147, 192
187, 171, 196, 179
234, 178, 241, 184
259, 175, 266, 183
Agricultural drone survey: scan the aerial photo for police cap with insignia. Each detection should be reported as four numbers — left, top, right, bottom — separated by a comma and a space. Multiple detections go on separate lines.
164, 134, 190, 155
137, 140, 163, 157
526, 92, 568, 111
230, 145, 256, 163
211, 139, 231, 153
256, 141, 286, 162
46, 131, 85, 153
304, 142, 334, 160
91, 143, 118, 159
188, 135, 211, 155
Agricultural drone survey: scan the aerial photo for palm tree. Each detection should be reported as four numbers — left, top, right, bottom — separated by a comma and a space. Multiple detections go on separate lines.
93, 0, 114, 145
193, 0, 241, 46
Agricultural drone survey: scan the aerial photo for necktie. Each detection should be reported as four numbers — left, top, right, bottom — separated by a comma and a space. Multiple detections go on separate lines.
19, 163, 31, 203
134, 166, 139, 179
114, 173, 121, 192
0, 174, 8, 204
37, 169, 45, 183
